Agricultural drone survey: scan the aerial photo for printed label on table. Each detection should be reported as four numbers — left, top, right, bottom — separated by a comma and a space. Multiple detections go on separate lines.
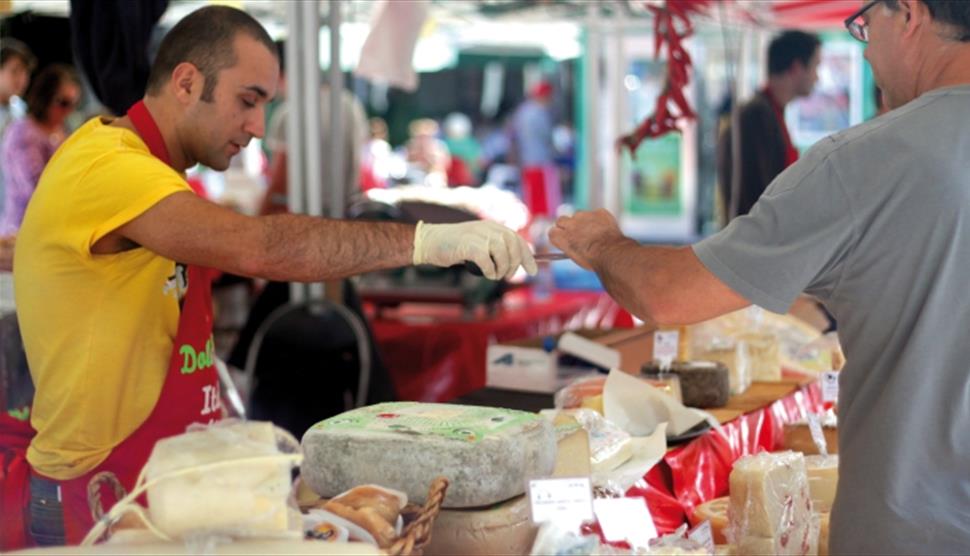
688, 520, 715, 553
592, 497, 658, 549
821, 371, 840, 403
653, 330, 679, 369
528, 477, 593, 529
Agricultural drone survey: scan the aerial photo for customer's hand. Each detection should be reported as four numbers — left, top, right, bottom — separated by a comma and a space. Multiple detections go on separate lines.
413, 220, 538, 280
0, 236, 14, 272
550, 209, 627, 270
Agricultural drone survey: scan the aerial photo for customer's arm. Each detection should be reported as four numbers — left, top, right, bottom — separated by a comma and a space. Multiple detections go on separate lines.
549, 209, 748, 327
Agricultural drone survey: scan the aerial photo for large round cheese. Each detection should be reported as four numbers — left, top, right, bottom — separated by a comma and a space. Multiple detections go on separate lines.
425, 495, 536, 555
301, 403, 556, 508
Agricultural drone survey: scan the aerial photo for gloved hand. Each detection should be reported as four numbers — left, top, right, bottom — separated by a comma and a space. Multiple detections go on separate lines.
413, 220, 538, 280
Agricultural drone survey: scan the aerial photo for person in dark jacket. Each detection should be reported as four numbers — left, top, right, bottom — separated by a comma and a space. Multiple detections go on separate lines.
717, 30, 820, 221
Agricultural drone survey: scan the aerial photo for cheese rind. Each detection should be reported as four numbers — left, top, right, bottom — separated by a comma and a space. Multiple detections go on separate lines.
302, 403, 557, 508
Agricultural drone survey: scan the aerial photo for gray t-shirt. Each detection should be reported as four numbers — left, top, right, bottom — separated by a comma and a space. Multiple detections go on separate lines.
694, 84, 970, 554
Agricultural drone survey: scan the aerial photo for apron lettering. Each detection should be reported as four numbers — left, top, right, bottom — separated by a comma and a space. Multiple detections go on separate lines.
179, 336, 216, 375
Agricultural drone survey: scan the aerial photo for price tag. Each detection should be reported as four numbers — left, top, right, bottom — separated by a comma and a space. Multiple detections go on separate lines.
806, 412, 829, 457
528, 477, 593, 529
688, 520, 715, 553
592, 497, 657, 549
653, 330, 679, 369
821, 371, 839, 403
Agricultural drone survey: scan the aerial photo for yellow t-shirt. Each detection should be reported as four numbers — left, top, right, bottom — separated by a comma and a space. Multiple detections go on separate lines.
15, 117, 192, 480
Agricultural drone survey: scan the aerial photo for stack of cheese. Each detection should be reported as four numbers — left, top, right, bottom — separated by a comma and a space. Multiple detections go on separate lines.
728, 452, 818, 555
143, 421, 299, 540
302, 403, 556, 508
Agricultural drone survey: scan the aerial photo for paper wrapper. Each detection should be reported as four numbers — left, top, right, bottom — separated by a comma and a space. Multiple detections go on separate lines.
603, 368, 714, 437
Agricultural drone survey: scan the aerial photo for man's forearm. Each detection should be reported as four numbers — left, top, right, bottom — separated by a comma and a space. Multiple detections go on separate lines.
250, 214, 415, 282
590, 241, 748, 327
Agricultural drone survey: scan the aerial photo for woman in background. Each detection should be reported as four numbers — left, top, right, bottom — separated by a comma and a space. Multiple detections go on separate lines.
0, 64, 80, 235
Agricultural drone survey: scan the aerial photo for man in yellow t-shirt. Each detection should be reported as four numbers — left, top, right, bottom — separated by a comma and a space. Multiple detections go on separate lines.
7, 5, 536, 548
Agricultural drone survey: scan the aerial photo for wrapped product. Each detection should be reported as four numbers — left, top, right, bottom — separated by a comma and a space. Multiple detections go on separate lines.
643, 361, 730, 408
693, 343, 751, 396
728, 451, 816, 555
739, 332, 782, 382
143, 421, 300, 540
804, 455, 838, 513
691, 496, 729, 545
301, 402, 556, 508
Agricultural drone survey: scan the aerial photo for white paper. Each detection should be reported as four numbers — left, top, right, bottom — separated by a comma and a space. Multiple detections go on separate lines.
593, 423, 667, 492
653, 330, 679, 369
559, 332, 621, 370
821, 371, 840, 403
688, 520, 716, 553
528, 477, 594, 529
593, 497, 658, 549
603, 368, 709, 437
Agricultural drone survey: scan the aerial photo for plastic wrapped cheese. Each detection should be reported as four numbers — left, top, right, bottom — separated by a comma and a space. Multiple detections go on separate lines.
739, 332, 781, 382
804, 455, 838, 513
691, 496, 729, 545
728, 451, 816, 555
143, 421, 300, 540
694, 344, 751, 395
302, 403, 556, 508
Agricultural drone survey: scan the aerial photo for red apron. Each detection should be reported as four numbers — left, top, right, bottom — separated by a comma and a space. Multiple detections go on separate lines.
5, 100, 222, 547
761, 87, 800, 168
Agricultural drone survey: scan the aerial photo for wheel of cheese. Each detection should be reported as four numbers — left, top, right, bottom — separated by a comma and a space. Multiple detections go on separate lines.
301, 403, 557, 508
691, 496, 729, 545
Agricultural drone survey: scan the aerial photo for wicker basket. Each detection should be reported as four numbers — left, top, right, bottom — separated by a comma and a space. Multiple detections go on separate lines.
88, 471, 449, 556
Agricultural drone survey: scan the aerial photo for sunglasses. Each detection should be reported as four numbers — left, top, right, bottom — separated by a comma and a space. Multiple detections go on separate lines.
844, 0, 881, 43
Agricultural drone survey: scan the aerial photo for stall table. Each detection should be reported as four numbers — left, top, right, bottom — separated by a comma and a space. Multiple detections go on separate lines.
366, 288, 626, 402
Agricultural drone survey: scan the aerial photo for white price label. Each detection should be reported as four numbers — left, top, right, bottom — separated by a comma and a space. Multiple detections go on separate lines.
592, 497, 657, 549
528, 477, 594, 529
688, 520, 715, 553
821, 371, 839, 403
806, 412, 829, 457
653, 330, 679, 368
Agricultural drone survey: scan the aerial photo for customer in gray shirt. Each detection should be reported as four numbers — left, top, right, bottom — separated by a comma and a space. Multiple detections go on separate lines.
550, 1, 970, 553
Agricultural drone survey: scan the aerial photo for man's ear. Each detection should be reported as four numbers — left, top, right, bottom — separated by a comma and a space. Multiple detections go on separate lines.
898, 0, 929, 40
170, 62, 202, 104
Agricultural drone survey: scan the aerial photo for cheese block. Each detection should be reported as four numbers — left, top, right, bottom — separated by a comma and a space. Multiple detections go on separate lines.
818, 512, 830, 556
643, 361, 730, 408
424, 494, 536, 556
691, 496, 729, 545
694, 345, 751, 395
804, 456, 838, 513
143, 421, 297, 539
728, 452, 815, 555
739, 332, 782, 382
783, 422, 839, 455
302, 403, 556, 508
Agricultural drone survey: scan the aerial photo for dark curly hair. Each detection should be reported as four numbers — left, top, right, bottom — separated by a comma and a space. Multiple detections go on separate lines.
24, 64, 80, 123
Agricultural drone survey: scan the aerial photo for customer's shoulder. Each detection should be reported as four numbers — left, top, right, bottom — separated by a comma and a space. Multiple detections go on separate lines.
811, 88, 966, 161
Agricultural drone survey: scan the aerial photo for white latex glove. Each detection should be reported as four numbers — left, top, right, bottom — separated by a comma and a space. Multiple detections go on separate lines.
413, 220, 538, 280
